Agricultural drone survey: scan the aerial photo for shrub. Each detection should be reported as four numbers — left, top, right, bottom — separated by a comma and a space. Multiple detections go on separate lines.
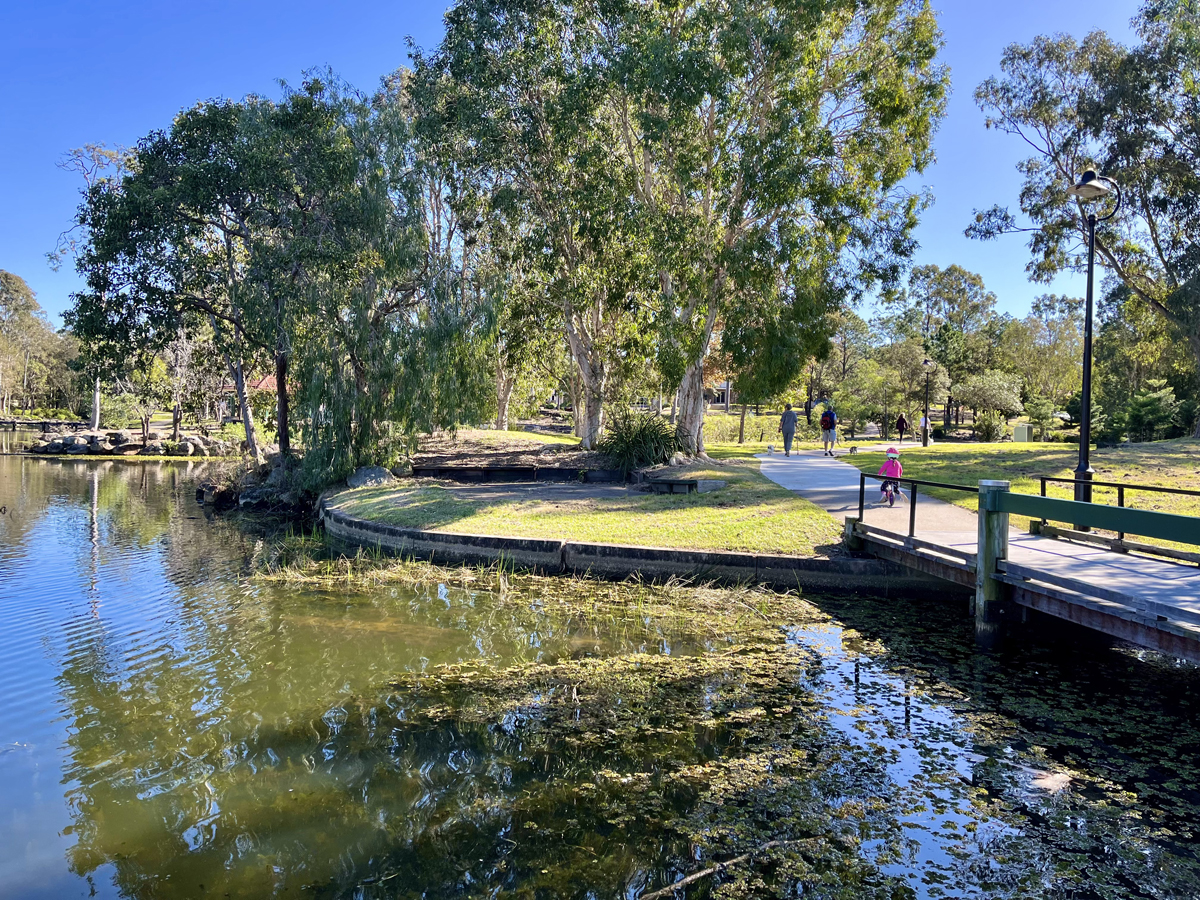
702, 413, 744, 444
597, 410, 681, 477
931, 426, 945, 440
974, 410, 1007, 442
1125, 380, 1178, 442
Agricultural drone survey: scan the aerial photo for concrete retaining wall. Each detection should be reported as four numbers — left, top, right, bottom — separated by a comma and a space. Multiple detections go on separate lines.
323, 507, 957, 598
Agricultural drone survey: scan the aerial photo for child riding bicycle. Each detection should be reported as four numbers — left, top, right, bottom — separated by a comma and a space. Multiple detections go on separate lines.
877, 447, 903, 507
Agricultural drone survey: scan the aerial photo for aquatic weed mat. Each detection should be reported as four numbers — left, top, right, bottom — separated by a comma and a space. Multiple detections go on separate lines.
250, 538, 818, 642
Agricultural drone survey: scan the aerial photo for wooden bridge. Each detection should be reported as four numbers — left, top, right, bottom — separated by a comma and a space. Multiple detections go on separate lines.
1, 418, 88, 432
845, 473, 1200, 663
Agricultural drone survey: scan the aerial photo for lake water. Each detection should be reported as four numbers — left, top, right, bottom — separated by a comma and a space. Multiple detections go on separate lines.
2, 447, 1199, 899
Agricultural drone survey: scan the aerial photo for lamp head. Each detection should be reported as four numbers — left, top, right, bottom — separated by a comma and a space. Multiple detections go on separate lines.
1068, 170, 1113, 201
922, 358, 935, 370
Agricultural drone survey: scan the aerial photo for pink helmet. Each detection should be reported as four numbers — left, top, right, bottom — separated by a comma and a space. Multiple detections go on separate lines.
886, 447, 899, 458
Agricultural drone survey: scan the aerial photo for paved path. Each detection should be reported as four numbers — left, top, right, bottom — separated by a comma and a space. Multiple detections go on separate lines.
757, 447, 1200, 629
757, 446, 980, 535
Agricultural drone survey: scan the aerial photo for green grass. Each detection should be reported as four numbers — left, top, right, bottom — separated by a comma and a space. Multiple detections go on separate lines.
330, 457, 842, 556
843, 438, 1200, 533
705, 439, 824, 460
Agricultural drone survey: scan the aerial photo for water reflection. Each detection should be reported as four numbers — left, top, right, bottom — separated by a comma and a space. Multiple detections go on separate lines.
2, 456, 1199, 898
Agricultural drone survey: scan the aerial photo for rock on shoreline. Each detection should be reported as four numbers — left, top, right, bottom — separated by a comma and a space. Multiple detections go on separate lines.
26, 430, 239, 458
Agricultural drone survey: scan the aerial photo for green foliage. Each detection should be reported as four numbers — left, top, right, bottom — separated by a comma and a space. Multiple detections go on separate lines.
1024, 395, 1056, 440
974, 409, 1008, 442
596, 410, 681, 478
247, 387, 275, 428
1125, 379, 1179, 443
956, 370, 1024, 416
98, 392, 137, 430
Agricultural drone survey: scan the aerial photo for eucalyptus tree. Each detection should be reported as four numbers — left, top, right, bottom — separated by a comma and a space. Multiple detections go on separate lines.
970, 0, 1200, 435
51, 145, 131, 428
414, 0, 653, 448
884, 264, 1000, 420
608, 0, 948, 452
0, 271, 59, 413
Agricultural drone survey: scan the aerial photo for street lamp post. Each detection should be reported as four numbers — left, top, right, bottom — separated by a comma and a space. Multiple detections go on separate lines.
1065, 170, 1121, 507
922, 358, 934, 447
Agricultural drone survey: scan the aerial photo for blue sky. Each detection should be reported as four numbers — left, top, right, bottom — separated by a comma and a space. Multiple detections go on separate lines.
1, 1, 1137, 326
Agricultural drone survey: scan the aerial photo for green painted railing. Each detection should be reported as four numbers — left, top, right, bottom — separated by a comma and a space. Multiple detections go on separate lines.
986, 491, 1200, 547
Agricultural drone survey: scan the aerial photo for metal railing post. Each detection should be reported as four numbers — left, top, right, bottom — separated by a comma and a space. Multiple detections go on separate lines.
1039, 477, 1048, 530
908, 479, 917, 537
858, 472, 865, 521
1117, 485, 1125, 542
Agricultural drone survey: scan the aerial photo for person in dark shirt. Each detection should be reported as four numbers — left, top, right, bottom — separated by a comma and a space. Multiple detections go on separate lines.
896, 413, 909, 444
779, 403, 798, 457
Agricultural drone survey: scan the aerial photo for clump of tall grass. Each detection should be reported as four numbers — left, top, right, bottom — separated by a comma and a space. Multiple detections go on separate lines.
597, 410, 682, 477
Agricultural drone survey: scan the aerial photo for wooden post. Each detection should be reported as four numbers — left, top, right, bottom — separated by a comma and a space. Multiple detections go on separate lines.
976, 480, 1010, 646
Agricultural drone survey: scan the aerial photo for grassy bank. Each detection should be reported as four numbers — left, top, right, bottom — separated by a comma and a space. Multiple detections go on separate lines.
328, 457, 842, 556
844, 439, 1200, 531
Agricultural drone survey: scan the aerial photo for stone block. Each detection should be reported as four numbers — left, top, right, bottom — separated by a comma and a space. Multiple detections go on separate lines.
347, 466, 396, 489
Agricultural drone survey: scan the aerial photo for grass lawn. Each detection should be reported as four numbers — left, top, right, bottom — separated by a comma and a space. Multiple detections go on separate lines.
329, 456, 843, 557
843, 438, 1200, 533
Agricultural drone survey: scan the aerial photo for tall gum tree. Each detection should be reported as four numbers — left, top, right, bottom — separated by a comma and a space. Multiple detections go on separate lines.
970, 1, 1200, 436
414, 0, 651, 448
609, 0, 948, 452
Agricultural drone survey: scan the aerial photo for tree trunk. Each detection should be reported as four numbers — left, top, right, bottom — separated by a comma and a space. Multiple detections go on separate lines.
669, 389, 678, 425
738, 402, 748, 444
568, 368, 585, 439
90, 377, 101, 430
676, 359, 707, 454
581, 381, 604, 449
496, 365, 516, 431
172, 403, 181, 442
724, 383, 730, 414
141, 413, 151, 446
564, 325, 606, 449
275, 349, 289, 459
227, 355, 260, 460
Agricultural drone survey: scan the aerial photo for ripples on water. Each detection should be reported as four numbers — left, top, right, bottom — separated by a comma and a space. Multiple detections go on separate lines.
0, 447, 1198, 899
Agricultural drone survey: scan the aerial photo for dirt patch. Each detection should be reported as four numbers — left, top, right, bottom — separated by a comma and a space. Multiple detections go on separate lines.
414, 430, 612, 470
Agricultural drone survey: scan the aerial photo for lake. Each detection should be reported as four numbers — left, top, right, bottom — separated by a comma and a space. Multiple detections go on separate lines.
2, 448, 1198, 898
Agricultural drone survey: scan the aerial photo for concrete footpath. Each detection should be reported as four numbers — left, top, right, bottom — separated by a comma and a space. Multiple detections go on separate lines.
756, 446, 980, 535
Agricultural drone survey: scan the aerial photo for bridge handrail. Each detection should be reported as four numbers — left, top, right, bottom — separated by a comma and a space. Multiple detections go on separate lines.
1039, 475, 1200, 499
857, 471, 978, 537
987, 490, 1200, 548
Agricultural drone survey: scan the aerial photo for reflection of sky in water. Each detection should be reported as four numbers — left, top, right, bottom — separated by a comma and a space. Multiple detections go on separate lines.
788, 623, 1015, 895
1, 454, 1199, 899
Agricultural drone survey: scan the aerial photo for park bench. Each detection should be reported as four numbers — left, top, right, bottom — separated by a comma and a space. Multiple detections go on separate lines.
647, 478, 726, 494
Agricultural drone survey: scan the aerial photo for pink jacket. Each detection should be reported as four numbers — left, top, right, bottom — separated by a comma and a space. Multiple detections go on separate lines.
878, 459, 903, 479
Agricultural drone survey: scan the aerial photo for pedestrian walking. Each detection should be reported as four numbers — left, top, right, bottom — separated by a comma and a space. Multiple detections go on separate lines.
819, 405, 838, 456
896, 412, 908, 444
779, 403, 798, 457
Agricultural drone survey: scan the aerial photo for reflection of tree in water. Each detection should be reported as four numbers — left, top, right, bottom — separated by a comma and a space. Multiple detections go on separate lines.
57, 620, 932, 900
